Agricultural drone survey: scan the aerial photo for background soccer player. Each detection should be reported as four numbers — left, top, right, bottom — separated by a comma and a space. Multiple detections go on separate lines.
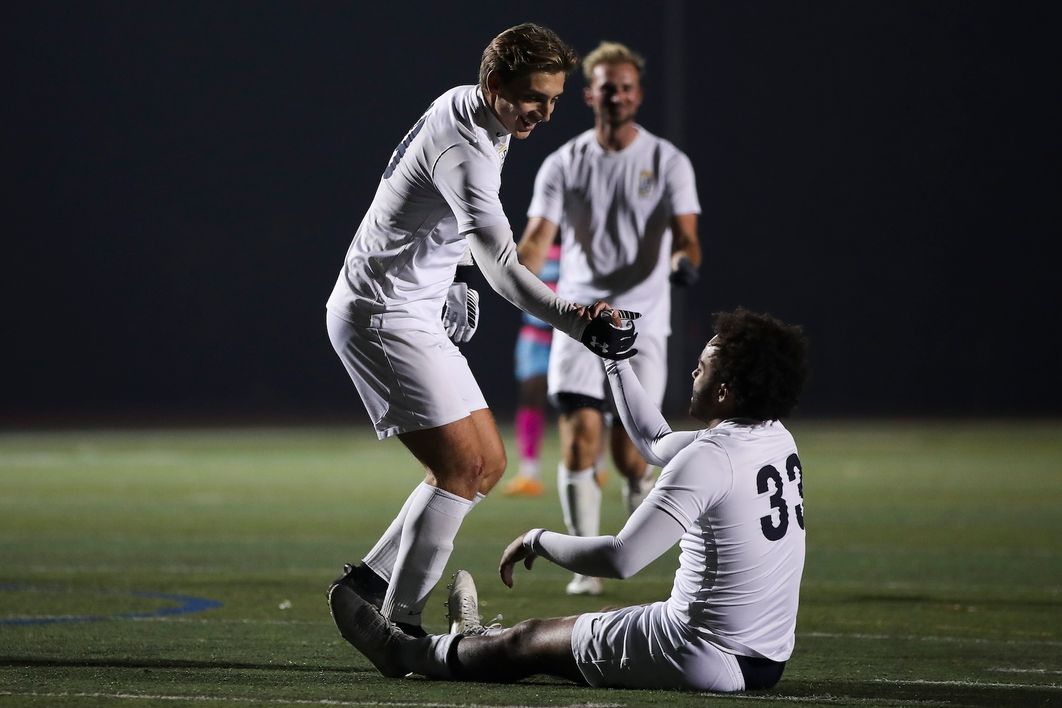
503, 239, 561, 498
517, 41, 702, 595
325, 24, 637, 637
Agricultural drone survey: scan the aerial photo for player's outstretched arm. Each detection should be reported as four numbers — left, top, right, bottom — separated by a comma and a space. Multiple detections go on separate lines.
499, 500, 685, 587
605, 359, 699, 465
467, 222, 591, 337
515, 216, 558, 275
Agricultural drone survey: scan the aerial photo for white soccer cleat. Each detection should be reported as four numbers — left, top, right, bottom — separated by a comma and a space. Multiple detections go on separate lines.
565, 574, 604, 596
447, 570, 504, 636
447, 569, 482, 634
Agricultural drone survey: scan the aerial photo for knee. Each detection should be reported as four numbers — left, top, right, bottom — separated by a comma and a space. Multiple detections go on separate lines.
434, 454, 487, 498
479, 447, 507, 492
501, 619, 541, 658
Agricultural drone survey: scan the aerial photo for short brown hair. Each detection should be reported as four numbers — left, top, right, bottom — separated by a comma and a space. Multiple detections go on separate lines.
479, 23, 579, 91
582, 41, 645, 83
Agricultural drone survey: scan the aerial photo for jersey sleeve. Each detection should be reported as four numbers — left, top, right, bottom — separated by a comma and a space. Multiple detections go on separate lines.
664, 151, 701, 216
526, 152, 565, 223
527, 497, 687, 579
467, 223, 586, 338
433, 145, 510, 233
606, 359, 700, 466
645, 439, 733, 529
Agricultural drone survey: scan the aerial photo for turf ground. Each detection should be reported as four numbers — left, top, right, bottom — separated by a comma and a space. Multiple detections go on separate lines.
1, 420, 1060, 707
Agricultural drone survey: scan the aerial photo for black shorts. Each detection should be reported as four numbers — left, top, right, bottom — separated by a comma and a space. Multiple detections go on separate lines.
735, 655, 786, 690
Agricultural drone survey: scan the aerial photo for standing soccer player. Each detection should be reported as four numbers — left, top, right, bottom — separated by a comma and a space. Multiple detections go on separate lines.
332, 309, 809, 693
324, 24, 637, 638
518, 42, 702, 595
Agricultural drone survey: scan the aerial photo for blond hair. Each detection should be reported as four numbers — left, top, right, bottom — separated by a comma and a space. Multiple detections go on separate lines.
582, 41, 645, 83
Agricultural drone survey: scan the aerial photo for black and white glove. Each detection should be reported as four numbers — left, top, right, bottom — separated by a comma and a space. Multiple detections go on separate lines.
441, 282, 479, 343
669, 256, 699, 287
580, 310, 640, 360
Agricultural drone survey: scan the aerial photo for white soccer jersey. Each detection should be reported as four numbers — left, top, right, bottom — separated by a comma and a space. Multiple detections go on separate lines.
527, 127, 700, 334
327, 86, 511, 329
528, 360, 805, 662
653, 420, 805, 660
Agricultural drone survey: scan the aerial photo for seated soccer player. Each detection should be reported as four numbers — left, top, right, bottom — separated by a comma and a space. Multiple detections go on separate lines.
329, 308, 809, 692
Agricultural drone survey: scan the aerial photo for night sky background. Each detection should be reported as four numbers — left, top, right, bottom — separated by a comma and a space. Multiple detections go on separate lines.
5, 1, 1059, 426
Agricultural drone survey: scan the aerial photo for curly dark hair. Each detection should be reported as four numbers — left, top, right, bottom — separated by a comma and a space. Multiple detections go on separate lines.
711, 308, 809, 420
479, 23, 579, 90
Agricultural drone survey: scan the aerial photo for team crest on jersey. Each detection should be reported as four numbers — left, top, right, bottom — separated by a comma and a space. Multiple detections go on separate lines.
495, 140, 509, 166
638, 170, 656, 197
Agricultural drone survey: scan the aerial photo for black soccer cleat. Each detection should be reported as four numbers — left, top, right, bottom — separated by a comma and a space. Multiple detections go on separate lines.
328, 563, 387, 610
327, 580, 411, 678
327, 563, 428, 638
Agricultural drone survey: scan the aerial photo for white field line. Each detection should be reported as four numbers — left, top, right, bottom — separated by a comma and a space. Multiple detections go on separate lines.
989, 667, 1062, 675
0, 693, 621, 708
873, 678, 1061, 690
721, 694, 948, 705
803, 631, 1062, 647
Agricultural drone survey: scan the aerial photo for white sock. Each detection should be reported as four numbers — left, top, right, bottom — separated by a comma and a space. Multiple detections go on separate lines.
519, 458, 541, 480
557, 464, 601, 537
362, 484, 421, 582
382, 484, 473, 627
398, 634, 458, 679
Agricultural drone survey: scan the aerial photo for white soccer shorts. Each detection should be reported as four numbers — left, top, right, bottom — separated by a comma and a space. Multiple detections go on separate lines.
548, 328, 667, 407
571, 601, 745, 692
326, 312, 487, 439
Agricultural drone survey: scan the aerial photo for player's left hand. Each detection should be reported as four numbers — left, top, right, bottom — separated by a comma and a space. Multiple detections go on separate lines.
499, 532, 538, 588
441, 282, 480, 342
669, 256, 699, 287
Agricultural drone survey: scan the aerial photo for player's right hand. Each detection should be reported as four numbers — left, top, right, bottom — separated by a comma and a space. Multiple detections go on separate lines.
580, 309, 640, 360
499, 532, 538, 588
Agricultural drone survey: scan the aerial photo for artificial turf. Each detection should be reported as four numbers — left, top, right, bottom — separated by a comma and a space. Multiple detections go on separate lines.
1, 420, 1059, 706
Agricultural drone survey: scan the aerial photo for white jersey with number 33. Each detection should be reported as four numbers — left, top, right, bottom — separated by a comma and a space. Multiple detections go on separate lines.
652, 420, 806, 660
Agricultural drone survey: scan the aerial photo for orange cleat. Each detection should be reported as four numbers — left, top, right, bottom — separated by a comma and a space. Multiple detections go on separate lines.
503, 475, 545, 497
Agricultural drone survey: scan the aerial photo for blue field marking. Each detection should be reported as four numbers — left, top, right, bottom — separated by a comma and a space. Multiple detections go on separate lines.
0, 584, 223, 625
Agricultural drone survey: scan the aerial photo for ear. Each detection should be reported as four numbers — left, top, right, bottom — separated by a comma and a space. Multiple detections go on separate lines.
716, 382, 730, 403
485, 70, 501, 97
583, 85, 593, 107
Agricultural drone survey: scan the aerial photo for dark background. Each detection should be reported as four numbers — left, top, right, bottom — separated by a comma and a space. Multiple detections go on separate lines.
5, 1, 1059, 425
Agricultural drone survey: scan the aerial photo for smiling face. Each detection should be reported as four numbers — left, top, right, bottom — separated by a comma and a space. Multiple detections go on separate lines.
485, 70, 566, 139
584, 61, 643, 128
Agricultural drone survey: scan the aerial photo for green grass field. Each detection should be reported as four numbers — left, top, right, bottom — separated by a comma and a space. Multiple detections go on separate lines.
1, 420, 1060, 707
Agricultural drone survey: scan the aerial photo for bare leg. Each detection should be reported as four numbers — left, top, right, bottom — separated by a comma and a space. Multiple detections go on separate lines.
451, 617, 585, 684
376, 410, 507, 625
399, 408, 506, 499
559, 408, 604, 471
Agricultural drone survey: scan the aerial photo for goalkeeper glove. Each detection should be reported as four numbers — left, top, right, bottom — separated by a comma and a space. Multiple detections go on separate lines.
580, 310, 639, 360
669, 256, 699, 287
441, 282, 480, 343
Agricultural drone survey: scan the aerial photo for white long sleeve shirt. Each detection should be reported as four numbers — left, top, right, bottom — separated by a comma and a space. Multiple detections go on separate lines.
327, 85, 585, 338
525, 359, 806, 661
